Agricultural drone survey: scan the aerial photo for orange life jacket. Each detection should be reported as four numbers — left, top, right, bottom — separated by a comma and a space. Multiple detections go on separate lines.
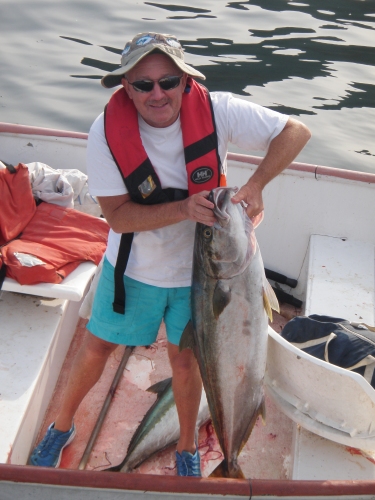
0, 163, 109, 286
0, 163, 36, 247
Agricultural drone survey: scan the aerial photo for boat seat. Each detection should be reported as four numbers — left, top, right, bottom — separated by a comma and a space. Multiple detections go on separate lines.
266, 326, 375, 450
0, 264, 94, 464
265, 235, 375, 478
2, 261, 97, 301
304, 235, 374, 323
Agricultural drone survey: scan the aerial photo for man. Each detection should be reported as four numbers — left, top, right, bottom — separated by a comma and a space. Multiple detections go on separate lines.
29, 32, 311, 475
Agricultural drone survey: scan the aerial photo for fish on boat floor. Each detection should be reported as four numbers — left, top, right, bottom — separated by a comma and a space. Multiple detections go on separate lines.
32, 309, 297, 478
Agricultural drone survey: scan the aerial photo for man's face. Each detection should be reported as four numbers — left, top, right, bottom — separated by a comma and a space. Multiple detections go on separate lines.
122, 54, 187, 128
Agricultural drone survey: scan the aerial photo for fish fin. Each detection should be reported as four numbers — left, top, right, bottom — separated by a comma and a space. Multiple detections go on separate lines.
239, 396, 266, 454
209, 459, 245, 479
260, 397, 266, 425
102, 464, 121, 472
102, 462, 131, 473
179, 320, 196, 352
212, 281, 231, 319
263, 275, 280, 322
146, 377, 172, 396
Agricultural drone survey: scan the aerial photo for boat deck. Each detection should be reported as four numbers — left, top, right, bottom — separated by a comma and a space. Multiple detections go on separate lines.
33, 310, 296, 478
10, 232, 375, 481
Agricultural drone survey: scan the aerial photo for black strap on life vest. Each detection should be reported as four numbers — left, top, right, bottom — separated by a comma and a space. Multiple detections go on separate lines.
112, 188, 188, 314
112, 232, 134, 314
184, 131, 217, 164
0, 262, 6, 291
0, 229, 22, 292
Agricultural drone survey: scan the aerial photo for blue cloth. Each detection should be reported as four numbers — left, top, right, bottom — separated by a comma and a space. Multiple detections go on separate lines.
281, 314, 375, 387
87, 257, 191, 346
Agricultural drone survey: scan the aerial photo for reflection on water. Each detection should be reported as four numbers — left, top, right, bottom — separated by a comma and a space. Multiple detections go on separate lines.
1, 0, 374, 171
144, 2, 216, 19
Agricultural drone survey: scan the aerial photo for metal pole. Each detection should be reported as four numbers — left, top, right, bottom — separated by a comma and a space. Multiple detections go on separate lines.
78, 345, 134, 470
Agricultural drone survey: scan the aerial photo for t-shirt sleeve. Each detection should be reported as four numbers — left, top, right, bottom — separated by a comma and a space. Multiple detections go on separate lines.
211, 92, 289, 152
86, 113, 129, 197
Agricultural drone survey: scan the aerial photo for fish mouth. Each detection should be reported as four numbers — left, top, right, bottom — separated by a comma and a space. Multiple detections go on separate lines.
209, 187, 238, 227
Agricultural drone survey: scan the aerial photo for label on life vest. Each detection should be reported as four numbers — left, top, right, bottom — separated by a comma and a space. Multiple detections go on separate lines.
191, 167, 214, 184
138, 175, 157, 199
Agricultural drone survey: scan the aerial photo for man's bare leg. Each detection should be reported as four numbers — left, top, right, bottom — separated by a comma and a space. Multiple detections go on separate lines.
167, 342, 202, 454
54, 332, 118, 431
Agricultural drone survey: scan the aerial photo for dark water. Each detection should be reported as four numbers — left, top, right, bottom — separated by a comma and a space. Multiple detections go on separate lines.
1, 0, 374, 172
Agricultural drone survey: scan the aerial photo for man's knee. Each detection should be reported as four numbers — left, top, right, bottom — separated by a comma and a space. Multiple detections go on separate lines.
83, 332, 118, 359
169, 346, 199, 378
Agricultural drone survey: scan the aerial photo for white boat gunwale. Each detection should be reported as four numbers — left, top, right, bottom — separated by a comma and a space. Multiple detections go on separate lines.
2, 121, 375, 184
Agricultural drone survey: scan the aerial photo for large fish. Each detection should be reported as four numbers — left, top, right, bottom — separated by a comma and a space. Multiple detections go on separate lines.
105, 378, 210, 472
180, 186, 279, 479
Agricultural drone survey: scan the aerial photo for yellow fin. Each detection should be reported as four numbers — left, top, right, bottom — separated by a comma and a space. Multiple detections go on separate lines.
263, 275, 280, 322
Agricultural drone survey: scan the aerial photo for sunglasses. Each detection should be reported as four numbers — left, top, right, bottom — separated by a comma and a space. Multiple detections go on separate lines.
126, 75, 183, 93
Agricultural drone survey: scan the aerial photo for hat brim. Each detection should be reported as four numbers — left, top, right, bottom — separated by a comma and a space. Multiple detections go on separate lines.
101, 46, 205, 88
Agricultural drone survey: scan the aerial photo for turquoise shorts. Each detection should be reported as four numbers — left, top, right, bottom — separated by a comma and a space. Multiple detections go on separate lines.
87, 257, 191, 346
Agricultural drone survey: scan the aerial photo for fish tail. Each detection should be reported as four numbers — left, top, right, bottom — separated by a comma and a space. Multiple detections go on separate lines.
209, 458, 245, 479
231, 464, 246, 479
239, 396, 266, 454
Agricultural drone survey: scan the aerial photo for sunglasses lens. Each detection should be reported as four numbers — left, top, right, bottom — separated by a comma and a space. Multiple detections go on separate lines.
159, 76, 181, 90
132, 80, 154, 92
130, 76, 182, 93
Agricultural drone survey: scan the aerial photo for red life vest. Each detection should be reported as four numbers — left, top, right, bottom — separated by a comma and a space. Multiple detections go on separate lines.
104, 78, 225, 314
104, 78, 225, 204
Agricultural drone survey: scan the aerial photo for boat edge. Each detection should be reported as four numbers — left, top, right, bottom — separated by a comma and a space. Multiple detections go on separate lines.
2, 464, 375, 497
1, 121, 375, 185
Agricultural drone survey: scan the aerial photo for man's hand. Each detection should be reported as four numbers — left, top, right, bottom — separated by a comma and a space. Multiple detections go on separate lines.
231, 181, 264, 219
232, 117, 311, 219
179, 191, 216, 226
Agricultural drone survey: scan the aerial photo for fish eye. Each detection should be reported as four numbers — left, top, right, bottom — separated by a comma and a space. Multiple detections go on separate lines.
203, 228, 212, 239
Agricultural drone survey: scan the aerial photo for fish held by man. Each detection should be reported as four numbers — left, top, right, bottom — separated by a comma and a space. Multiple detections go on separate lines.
180, 186, 279, 479
104, 378, 210, 473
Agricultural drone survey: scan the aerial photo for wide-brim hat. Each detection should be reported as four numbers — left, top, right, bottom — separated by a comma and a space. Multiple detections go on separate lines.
101, 32, 206, 89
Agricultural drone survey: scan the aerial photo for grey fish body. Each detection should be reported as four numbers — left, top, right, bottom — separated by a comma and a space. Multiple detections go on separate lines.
105, 378, 210, 473
184, 187, 278, 478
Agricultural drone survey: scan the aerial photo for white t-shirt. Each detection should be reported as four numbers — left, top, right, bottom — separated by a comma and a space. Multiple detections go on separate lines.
87, 92, 288, 287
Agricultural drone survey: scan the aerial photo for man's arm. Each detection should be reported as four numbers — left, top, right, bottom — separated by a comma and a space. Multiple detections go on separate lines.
97, 190, 216, 233
231, 117, 311, 217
